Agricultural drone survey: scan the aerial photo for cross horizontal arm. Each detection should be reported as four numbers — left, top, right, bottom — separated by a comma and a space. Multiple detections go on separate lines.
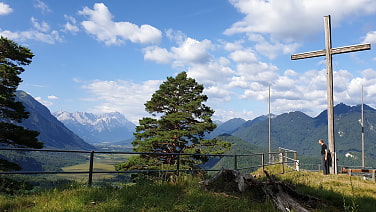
291, 43, 371, 60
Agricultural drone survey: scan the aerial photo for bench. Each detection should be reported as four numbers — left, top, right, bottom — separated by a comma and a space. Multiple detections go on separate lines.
341, 167, 375, 182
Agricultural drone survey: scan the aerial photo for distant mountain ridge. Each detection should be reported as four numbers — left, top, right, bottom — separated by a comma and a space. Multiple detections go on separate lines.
53, 111, 136, 144
227, 103, 376, 167
14, 91, 95, 150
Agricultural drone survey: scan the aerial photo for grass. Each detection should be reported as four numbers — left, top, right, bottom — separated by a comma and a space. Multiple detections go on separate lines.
258, 165, 376, 212
0, 175, 276, 212
1, 165, 376, 211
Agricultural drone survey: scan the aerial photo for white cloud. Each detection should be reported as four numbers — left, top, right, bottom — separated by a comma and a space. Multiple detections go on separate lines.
143, 46, 173, 64
224, 0, 376, 60
212, 108, 255, 122
226, 0, 376, 41
204, 86, 233, 102
186, 57, 235, 85
143, 35, 216, 71
48, 95, 59, 100
254, 39, 300, 60
0, 17, 62, 44
0, 3, 12, 15
34, 0, 52, 14
35, 97, 53, 107
81, 79, 162, 123
63, 15, 79, 33
363, 31, 376, 44
31, 17, 50, 32
229, 49, 258, 63
171, 38, 213, 64
223, 40, 244, 51
79, 3, 162, 45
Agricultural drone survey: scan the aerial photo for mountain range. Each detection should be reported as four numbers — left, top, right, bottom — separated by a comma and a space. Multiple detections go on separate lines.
211, 103, 376, 168
4, 91, 375, 170
53, 111, 136, 144
14, 91, 95, 150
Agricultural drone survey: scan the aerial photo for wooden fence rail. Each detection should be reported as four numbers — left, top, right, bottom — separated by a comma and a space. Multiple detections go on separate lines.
0, 147, 299, 186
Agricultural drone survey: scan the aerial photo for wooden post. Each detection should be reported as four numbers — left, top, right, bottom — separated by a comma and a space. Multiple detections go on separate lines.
281, 152, 285, 174
291, 15, 371, 174
324, 16, 336, 175
88, 151, 94, 186
361, 85, 365, 169
234, 154, 238, 170
268, 85, 272, 163
177, 153, 180, 176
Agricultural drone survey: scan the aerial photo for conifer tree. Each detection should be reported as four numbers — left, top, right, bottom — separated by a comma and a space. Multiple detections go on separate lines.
116, 72, 230, 173
0, 37, 43, 171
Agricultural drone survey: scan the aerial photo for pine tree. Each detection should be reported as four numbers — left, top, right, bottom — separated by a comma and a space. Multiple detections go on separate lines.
0, 37, 43, 171
116, 72, 230, 173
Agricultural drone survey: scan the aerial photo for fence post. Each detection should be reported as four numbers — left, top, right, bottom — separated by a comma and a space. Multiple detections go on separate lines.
296, 160, 300, 171
294, 152, 297, 169
262, 153, 265, 172
88, 151, 94, 186
234, 154, 238, 170
281, 152, 285, 174
176, 153, 180, 176
372, 170, 375, 183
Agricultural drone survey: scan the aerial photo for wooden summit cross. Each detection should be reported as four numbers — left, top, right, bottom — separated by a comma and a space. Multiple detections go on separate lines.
291, 15, 371, 174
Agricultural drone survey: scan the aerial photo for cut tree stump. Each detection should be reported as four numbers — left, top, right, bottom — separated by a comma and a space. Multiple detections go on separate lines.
201, 168, 322, 212
200, 168, 257, 192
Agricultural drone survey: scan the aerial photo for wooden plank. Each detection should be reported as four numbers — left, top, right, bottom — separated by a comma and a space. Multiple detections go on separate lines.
331, 44, 370, 54
291, 49, 325, 60
291, 43, 371, 60
342, 168, 376, 173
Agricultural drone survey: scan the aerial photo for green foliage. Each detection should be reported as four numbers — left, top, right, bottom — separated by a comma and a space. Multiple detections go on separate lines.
0, 36, 43, 170
0, 177, 33, 195
118, 72, 230, 174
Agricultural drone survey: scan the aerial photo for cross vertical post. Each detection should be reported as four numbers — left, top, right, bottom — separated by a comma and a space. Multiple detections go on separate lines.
291, 15, 371, 175
324, 15, 336, 175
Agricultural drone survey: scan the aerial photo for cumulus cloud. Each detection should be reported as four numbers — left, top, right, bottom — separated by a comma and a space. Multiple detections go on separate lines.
0, 3, 12, 15
0, 17, 62, 44
81, 79, 162, 123
223, 0, 376, 60
143, 34, 217, 71
78, 3, 162, 45
143, 46, 173, 64
226, 0, 376, 40
229, 49, 258, 63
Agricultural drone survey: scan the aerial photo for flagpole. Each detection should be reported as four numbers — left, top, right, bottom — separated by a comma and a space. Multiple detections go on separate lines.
268, 84, 271, 163
361, 85, 365, 168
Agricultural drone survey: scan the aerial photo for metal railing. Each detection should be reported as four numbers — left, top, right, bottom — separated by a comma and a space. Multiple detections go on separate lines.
0, 147, 299, 186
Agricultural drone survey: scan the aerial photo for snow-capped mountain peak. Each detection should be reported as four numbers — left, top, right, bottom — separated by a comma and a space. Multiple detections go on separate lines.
53, 111, 136, 143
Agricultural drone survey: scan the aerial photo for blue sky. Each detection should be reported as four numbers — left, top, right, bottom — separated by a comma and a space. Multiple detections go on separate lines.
1, 0, 376, 124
